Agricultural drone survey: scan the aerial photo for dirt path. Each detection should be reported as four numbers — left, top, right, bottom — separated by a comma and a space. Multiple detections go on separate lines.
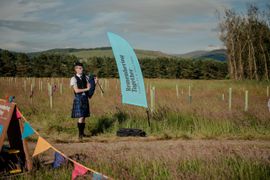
28, 138, 270, 163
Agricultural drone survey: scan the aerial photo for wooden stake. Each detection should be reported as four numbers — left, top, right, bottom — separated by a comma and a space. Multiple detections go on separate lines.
60, 83, 63, 95
40, 79, 43, 91
150, 86, 155, 113
188, 85, 192, 104
229, 88, 232, 111
244, 90, 248, 112
48, 83, 53, 109
30, 83, 33, 104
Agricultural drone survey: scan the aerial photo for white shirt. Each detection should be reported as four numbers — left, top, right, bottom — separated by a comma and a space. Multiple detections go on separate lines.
70, 74, 89, 87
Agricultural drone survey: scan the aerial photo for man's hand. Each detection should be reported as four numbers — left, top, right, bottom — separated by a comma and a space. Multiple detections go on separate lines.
86, 82, 90, 91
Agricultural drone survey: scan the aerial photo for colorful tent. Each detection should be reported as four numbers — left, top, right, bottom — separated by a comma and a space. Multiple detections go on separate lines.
0, 99, 32, 175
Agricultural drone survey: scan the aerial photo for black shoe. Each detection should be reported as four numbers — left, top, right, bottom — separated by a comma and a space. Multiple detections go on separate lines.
79, 134, 83, 140
82, 133, 91, 137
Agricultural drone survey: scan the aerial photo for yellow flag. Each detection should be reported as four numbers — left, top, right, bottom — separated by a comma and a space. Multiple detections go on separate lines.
33, 136, 51, 157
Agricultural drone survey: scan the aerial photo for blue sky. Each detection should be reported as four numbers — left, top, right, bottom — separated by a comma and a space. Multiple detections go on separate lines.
0, 0, 268, 54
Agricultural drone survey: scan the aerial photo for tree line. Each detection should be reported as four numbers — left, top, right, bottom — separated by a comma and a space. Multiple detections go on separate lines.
218, 4, 270, 81
0, 50, 227, 79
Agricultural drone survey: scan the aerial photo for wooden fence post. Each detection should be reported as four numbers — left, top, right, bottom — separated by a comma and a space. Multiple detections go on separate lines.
60, 83, 63, 95
244, 90, 248, 112
30, 83, 33, 104
48, 83, 53, 109
188, 85, 192, 104
150, 86, 155, 113
229, 88, 232, 111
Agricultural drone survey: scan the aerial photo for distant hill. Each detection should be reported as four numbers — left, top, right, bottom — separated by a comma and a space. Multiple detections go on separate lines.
176, 49, 227, 62
2, 47, 227, 61
176, 50, 208, 58
27, 47, 172, 59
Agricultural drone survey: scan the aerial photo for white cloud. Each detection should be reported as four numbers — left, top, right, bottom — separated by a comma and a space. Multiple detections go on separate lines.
0, 0, 62, 21
0, 0, 267, 53
0, 20, 61, 33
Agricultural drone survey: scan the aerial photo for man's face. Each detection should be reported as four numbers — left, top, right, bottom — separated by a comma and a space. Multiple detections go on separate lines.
75, 65, 83, 74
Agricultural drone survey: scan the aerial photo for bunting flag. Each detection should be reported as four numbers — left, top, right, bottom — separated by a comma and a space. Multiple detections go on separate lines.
107, 32, 148, 108
16, 108, 22, 119
33, 136, 52, 157
52, 152, 66, 168
8, 96, 15, 103
72, 163, 88, 180
93, 172, 103, 180
0, 124, 3, 137
21, 122, 35, 139
17, 109, 111, 179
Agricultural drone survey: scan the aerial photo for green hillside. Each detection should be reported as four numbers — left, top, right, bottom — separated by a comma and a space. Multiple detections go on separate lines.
28, 47, 172, 59
177, 49, 227, 61
25, 47, 227, 61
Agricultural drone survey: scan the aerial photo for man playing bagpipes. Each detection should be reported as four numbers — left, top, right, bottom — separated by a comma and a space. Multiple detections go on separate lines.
70, 62, 98, 140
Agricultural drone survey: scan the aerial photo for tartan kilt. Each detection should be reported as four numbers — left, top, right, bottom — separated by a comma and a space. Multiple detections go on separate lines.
71, 94, 90, 118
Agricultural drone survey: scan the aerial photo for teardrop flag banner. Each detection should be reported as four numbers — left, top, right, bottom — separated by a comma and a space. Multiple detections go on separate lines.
107, 32, 148, 108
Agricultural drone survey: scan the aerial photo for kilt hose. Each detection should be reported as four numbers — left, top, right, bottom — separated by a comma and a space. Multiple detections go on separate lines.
71, 94, 90, 118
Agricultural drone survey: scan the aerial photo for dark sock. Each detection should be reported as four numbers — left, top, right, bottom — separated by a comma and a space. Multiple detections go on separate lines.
81, 123, 86, 135
77, 123, 83, 138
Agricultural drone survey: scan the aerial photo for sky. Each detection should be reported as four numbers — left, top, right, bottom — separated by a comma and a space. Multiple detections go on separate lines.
0, 0, 268, 54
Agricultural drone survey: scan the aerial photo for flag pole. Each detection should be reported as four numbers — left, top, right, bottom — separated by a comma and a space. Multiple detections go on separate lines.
146, 108, 151, 127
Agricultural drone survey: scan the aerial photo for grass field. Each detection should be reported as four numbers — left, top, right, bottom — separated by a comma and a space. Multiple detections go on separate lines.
0, 77, 269, 179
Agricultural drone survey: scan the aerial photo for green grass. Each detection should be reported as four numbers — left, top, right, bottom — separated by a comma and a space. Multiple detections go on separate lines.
16, 105, 270, 141
11, 156, 270, 180
77, 109, 270, 140
1, 78, 269, 179
0, 78, 269, 140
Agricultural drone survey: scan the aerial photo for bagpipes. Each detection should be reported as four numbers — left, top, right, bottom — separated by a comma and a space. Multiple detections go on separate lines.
87, 74, 104, 99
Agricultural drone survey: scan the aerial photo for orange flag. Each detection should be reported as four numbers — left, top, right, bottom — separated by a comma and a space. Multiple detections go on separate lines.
72, 163, 88, 180
33, 137, 52, 157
